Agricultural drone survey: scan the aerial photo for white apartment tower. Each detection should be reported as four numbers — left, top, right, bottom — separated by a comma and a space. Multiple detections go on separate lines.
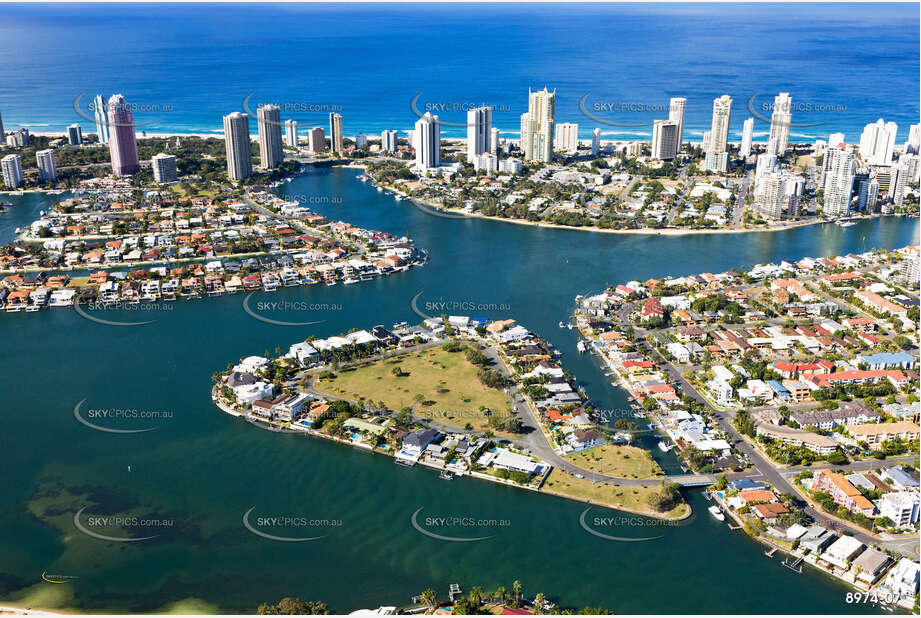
490, 127, 500, 155
329, 113, 343, 154
414, 112, 440, 170
704, 95, 732, 173
151, 153, 178, 183
591, 127, 601, 157
93, 94, 109, 145
1, 154, 23, 189
768, 92, 792, 155
668, 97, 686, 153
555, 122, 579, 154
651, 120, 679, 161
223, 111, 252, 181
257, 104, 283, 169
823, 146, 855, 216
381, 129, 398, 153
36, 149, 57, 181
740, 117, 754, 157
520, 87, 555, 162
285, 119, 298, 149
859, 119, 898, 165
906, 123, 921, 154
466, 106, 492, 162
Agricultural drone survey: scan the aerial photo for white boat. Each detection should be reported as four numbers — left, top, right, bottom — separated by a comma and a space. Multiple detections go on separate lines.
836, 220, 856, 227
343, 278, 359, 285
657, 441, 672, 452
559, 321, 565, 328
576, 341, 586, 353
376, 187, 383, 192
708, 505, 725, 521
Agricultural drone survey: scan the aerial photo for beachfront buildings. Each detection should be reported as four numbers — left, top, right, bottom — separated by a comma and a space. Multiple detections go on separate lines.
704, 94, 732, 173
257, 104, 283, 169
669, 97, 686, 152
381, 129, 398, 153
768, 92, 792, 155
466, 106, 491, 162
284, 119, 298, 149
93, 93, 109, 144
823, 146, 856, 216
859, 119, 898, 165
555, 122, 579, 154
308, 126, 326, 153
329, 112, 343, 154
591, 127, 601, 156
520, 87, 555, 163
414, 112, 440, 171
223, 111, 252, 181
652, 119, 679, 161
106, 94, 140, 176
67, 123, 83, 146
36, 149, 56, 181
1, 153, 23, 188
151, 153, 178, 183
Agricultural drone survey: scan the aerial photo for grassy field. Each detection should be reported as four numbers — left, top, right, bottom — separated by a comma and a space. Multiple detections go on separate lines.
314, 346, 511, 431
565, 444, 664, 479
541, 469, 690, 520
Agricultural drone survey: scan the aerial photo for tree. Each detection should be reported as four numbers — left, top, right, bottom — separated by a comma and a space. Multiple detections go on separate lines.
420, 588, 438, 611
468, 586, 484, 608
533, 593, 547, 612
257, 598, 331, 615
646, 482, 683, 512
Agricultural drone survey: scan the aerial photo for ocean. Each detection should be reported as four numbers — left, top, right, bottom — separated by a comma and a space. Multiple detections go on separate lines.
0, 3, 918, 142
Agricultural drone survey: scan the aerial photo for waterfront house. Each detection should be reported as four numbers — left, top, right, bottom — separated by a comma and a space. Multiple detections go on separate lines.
851, 547, 891, 586
729, 479, 766, 492
251, 399, 276, 419
737, 489, 777, 505
819, 535, 865, 570
567, 428, 604, 452
272, 393, 311, 421
879, 558, 921, 601
289, 342, 319, 367
799, 525, 836, 554
491, 448, 541, 476
402, 428, 441, 456
751, 502, 790, 523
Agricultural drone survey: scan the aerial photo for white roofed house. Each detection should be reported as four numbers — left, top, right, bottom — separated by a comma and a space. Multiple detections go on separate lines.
491, 448, 542, 475
819, 535, 865, 571
288, 341, 319, 367
879, 558, 920, 605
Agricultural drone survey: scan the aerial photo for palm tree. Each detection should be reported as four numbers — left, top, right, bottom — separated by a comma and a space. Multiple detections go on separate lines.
512, 581, 522, 607
419, 589, 438, 612
468, 587, 484, 608
533, 593, 547, 612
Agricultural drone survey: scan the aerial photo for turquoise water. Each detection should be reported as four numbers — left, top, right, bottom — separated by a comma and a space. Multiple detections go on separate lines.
0, 167, 917, 613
